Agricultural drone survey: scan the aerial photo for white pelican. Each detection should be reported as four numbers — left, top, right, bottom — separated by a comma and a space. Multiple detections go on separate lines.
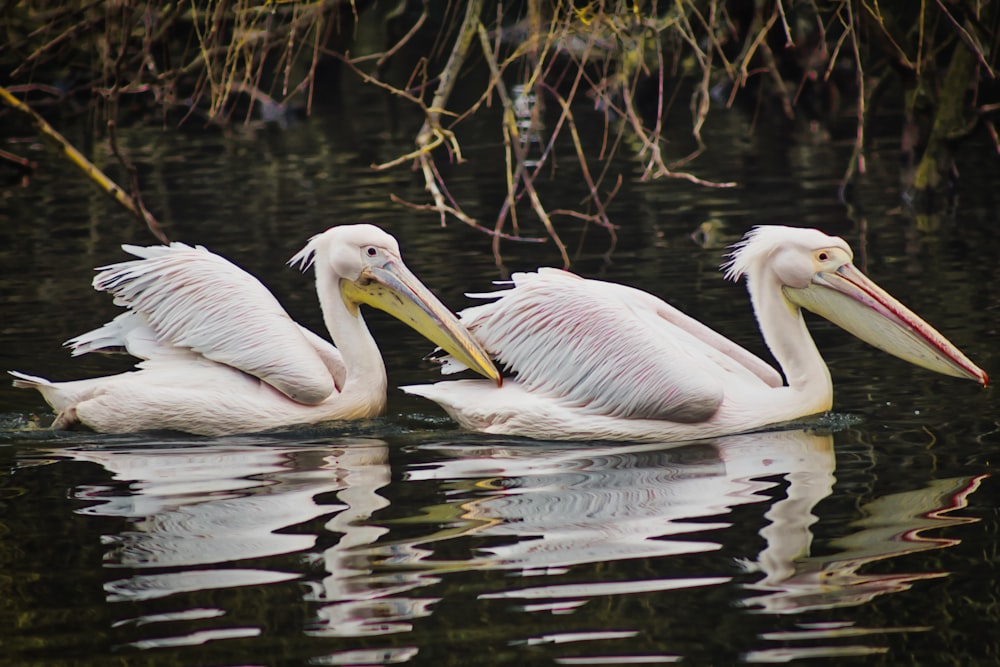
11, 224, 499, 435
403, 226, 988, 442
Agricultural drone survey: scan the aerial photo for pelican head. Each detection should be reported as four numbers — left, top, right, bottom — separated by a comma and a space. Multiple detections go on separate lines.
726, 226, 988, 386
291, 224, 500, 385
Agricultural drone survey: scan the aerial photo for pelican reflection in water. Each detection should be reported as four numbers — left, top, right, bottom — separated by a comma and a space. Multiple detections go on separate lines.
19, 428, 984, 658
11, 225, 499, 435
406, 226, 987, 441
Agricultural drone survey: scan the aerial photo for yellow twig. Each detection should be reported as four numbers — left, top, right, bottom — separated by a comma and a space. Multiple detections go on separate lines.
0, 85, 167, 243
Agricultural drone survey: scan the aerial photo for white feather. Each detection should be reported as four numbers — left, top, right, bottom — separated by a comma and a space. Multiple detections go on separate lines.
439, 269, 782, 423
87, 242, 337, 404
462, 269, 726, 422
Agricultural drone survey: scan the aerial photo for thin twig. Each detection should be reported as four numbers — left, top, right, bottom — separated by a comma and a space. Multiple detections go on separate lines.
840, 1, 867, 198
933, 0, 996, 78
477, 20, 571, 268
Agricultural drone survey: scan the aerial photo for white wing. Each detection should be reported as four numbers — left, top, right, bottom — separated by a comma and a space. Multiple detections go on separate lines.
458, 269, 781, 423
605, 275, 784, 389
71, 243, 340, 405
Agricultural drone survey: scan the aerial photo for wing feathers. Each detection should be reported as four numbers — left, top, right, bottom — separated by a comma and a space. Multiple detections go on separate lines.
623, 286, 784, 388
86, 243, 337, 404
463, 270, 726, 423
451, 269, 784, 424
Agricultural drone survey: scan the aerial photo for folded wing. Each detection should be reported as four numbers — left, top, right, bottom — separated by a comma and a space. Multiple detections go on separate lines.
457, 269, 781, 423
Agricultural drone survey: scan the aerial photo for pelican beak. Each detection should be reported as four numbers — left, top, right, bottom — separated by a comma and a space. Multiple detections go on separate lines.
341, 259, 502, 385
784, 262, 988, 386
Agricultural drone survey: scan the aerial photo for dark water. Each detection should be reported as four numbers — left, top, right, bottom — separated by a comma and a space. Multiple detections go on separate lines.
2, 71, 999, 665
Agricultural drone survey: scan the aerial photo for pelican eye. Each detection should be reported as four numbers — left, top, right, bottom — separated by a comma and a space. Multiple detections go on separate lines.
817, 251, 830, 262
366, 247, 377, 257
